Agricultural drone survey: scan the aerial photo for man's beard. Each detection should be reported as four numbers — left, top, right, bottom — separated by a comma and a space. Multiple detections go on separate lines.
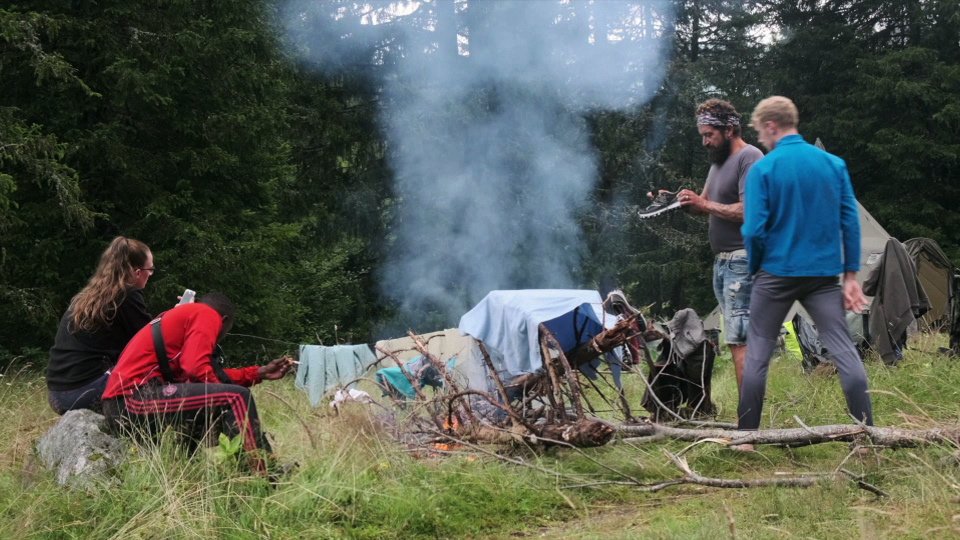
708, 137, 732, 165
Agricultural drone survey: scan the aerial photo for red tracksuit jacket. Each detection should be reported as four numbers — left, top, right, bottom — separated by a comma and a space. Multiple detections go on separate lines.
102, 303, 260, 399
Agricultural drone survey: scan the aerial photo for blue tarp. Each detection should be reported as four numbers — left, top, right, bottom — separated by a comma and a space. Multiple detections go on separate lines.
457, 290, 617, 377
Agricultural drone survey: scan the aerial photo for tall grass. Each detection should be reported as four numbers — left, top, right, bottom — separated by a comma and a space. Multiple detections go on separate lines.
1, 335, 959, 538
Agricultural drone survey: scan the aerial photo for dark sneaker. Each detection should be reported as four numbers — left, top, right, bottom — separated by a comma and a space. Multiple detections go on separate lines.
637, 190, 682, 219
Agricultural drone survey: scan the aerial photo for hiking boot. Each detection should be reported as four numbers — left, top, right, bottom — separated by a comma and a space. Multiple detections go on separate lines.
637, 190, 683, 219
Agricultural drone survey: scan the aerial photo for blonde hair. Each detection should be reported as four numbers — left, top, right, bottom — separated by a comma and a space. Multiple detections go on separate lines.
69, 236, 151, 332
750, 96, 799, 129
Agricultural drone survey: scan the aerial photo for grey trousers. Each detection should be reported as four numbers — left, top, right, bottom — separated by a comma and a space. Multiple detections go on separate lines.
737, 272, 873, 430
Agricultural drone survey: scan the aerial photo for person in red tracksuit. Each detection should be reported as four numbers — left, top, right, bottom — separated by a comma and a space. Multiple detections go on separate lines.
101, 292, 293, 473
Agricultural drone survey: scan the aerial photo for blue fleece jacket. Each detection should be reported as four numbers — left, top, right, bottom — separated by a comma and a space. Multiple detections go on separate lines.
741, 134, 860, 277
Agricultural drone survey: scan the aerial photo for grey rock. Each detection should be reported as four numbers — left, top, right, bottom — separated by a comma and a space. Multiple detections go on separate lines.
36, 409, 126, 489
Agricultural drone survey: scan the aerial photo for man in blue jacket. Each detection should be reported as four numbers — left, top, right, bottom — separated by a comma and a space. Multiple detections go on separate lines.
736, 96, 873, 447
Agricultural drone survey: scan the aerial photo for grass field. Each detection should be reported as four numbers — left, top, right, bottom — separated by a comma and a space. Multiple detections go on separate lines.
1, 332, 959, 539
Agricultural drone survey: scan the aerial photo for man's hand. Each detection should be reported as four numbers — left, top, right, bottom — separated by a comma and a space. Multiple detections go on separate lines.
676, 188, 706, 212
259, 355, 295, 381
843, 272, 868, 313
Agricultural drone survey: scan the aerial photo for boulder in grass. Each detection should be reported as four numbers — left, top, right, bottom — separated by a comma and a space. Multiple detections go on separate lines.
37, 409, 126, 489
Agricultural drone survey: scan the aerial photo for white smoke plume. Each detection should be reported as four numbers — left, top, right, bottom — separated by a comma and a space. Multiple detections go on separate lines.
281, 0, 674, 327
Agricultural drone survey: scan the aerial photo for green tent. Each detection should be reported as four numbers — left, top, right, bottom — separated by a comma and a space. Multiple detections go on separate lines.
904, 237, 956, 330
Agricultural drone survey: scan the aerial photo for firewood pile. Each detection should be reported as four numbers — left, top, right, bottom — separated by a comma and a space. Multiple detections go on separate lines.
386, 314, 654, 449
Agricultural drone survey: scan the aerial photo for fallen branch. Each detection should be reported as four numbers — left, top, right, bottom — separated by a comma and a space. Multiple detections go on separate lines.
412, 413, 887, 496
566, 450, 886, 496
665, 449, 819, 489
618, 421, 960, 448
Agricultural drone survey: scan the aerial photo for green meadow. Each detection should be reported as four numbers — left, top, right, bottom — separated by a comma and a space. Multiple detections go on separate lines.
2, 332, 959, 539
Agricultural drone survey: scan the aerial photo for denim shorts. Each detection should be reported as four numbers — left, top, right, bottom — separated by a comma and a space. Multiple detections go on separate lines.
713, 252, 753, 345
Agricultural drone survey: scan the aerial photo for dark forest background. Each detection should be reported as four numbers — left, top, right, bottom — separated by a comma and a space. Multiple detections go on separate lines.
2, 0, 957, 364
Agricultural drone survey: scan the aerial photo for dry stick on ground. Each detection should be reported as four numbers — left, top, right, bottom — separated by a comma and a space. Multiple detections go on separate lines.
562, 450, 886, 496
449, 431, 883, 495
412, 410, 884, 494
673, 419, 740, 429
618, 421, 960, 448
663, 450, 887, 496
837, 468, 889, 497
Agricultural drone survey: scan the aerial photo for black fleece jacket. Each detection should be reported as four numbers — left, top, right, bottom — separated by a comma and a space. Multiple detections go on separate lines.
46, 288, 151, 390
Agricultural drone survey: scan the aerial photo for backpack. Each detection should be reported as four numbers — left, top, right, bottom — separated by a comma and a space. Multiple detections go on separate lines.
641, 309, 717, 421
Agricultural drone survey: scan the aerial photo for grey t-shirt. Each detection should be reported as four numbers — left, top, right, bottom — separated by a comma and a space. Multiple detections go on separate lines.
704, 144, 764, 254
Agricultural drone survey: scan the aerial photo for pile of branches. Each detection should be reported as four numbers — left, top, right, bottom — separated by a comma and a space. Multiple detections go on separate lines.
371, 315, 652, 449
357, 325, 960, 496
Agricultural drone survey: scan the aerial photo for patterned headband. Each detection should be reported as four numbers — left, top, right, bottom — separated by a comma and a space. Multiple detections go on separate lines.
696, 112, 741, 127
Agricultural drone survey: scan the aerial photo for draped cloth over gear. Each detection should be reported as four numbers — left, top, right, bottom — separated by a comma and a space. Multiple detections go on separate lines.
642, 309, 717, 421
664, 308, 708, 361
458, 289, 616, 378
863, 238, 930, 364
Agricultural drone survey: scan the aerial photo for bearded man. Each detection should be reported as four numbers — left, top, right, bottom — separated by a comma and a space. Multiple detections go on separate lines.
675, 99, 764, 396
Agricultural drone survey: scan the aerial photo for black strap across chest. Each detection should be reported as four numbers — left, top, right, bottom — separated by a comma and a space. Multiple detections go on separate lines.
151, 317, 234, 384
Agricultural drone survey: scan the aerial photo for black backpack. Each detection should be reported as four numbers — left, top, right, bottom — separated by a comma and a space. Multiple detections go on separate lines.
641, 335, 717, 421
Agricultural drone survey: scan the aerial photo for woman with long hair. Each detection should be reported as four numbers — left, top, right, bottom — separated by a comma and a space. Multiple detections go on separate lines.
46, 236, 155, 414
